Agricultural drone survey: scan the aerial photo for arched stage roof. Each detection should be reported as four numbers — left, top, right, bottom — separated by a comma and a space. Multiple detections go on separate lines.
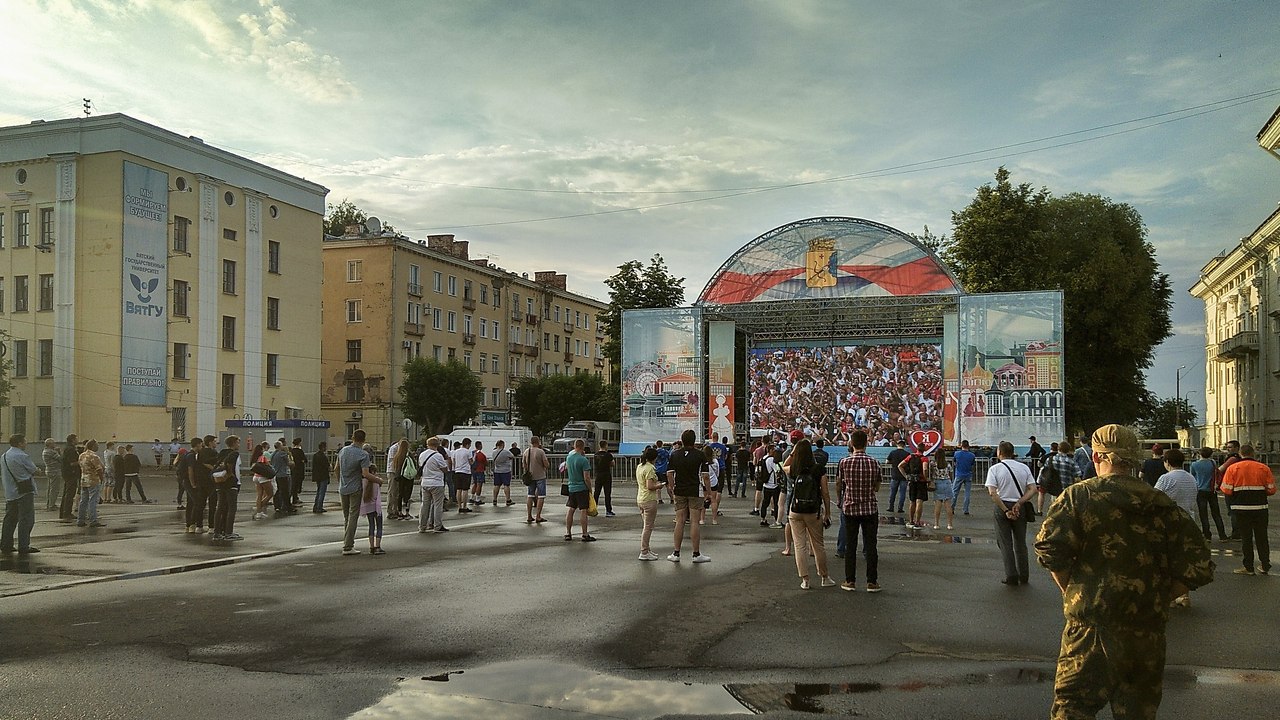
695, 217, 962, 343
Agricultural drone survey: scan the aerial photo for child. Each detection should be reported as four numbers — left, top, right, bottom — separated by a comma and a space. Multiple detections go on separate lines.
361, 443, 385, 555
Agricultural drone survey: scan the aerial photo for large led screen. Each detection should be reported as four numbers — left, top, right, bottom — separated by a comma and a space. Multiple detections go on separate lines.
749, 343, 943, 447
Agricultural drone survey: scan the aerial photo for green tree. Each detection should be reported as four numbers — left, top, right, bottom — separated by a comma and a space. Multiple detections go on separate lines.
398, 358, 483, 437
599, 254, 685, 384
1137, 396, 1199, 439
911, 224, 951, 255
324, 199, 395, 237
513, 374, 616, 437
944, 168, 1172, 434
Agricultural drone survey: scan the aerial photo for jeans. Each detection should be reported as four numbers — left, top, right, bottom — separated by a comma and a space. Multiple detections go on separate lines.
123, 474, 147, 503
76, 484, 101, 525
1196, 490, 1227, 540
213, 485, 239, 536
1237, 509, 1270, 571
888, 476, 907, 512
836, 512, 847, 555
365, 511, 383, 541
734, 465, 747, 496
842, 513, 878, 584
420, 485, 446, 530
760, 487, 781, 522
2, 492, 36, 551
593, 476, 613, 513
951, 475, 973, 514
994, 505, 1030, 581
340, 492, 361, 549
176, 478, 186, 504
314, 480, 329, 512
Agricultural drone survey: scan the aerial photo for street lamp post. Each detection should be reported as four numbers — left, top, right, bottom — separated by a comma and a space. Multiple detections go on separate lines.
1175, 365, 1193, 429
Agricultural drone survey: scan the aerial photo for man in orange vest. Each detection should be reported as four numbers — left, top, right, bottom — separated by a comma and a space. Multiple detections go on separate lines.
1220, 443, 1276, 575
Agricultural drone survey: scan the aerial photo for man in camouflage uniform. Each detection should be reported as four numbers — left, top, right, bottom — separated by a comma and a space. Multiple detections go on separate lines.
1035, 424, 1213, 720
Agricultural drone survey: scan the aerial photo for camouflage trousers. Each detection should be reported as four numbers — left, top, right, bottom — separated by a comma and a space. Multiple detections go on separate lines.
1051, 621, 1166, 720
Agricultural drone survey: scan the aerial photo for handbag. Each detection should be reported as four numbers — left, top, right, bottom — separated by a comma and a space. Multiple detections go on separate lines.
521, 470, 535, 486
2, 454, 36, 496
251, 461, 276, 479
1000, 461, 1036, 522
560, 482, 570, 496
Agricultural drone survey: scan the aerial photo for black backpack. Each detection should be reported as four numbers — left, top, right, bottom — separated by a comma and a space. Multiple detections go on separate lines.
789, 468, 823, 514
1039, 459, 1063, 495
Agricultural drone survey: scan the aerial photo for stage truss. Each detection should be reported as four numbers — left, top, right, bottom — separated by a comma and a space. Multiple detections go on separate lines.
699, 293, 958, 344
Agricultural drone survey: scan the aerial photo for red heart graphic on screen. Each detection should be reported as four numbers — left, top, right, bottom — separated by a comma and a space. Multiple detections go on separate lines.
910, 430, 942, 456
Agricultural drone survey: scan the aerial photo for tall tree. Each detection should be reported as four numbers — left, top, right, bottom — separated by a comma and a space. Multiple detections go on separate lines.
513, 374, 616, 437
944, 168, 1172, 434
599, 254, 685, 384
398, 358, 483, 437
324, 200, 395, 237
1137, 396, 1199, 439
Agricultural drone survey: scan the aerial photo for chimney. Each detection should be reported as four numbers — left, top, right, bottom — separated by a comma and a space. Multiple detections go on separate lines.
452, 240, 469, 259
344, 223, 362, 237
427, 234, 454, 252
555, 273, 567, 290
534, 271, 567, 291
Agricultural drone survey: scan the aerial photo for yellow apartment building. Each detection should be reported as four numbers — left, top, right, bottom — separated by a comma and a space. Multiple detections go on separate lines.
0, 114, 327, 444
321, 230, 610, 448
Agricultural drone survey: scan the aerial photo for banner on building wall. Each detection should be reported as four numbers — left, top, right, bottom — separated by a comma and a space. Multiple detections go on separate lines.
120, 161, 169, 406
942, 312, 960, 445
706, 321, 735, 443
620, 307, 703, 454
957, 291, 1064, 448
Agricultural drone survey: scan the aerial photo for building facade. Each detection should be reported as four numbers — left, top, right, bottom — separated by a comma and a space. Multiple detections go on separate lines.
321, 230, 610, 448
1190, 105, 1280, 453
0, 114, 327, 443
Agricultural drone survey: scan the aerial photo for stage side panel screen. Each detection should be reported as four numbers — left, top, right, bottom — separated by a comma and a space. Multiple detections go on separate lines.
620, 307, 704, 454
706, 321, 735, 443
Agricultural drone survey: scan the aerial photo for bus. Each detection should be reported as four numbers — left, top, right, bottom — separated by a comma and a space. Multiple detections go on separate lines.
552, 421, 621, 453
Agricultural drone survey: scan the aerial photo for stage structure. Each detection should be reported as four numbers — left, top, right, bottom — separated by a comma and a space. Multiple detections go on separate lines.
619, 217, 1064, 457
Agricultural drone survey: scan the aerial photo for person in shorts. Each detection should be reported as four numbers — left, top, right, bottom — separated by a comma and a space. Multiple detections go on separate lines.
469, 441, 488, 506
524, 437, 550, 523
490, 440, 514, 507
666, 429, 711, 563
563, 439, 595, 541
930, 449, 955, 530
900, 452, 929, 529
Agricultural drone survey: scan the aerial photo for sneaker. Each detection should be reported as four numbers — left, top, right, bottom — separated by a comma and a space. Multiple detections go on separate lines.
371, 548, 386, 555
820, 576, 836, 588
581, 535, 598, 542
692, 554, 710, 564
639, 551, 660, 561
195, 527, 206, 534
226, 533, 243, 541
749, 509, 758, 516
760, 521, 769, 527
211, 534, 224, 541
840, 581, 856, 592
418, 528, 430, 533
435, 527, 449, 533
800, 578, 811, 590
1234, 567, 1256, 576
17, 547, 40, 554
1261, 565, 1272, 575
866, 583, 882, 593
932, 524, 940, 530
341, 548, 360, 556
667, 553, 681, 562
771, 523, 784, 529
947, 524, 954, 530
186, 525, 196, 534
606, 511, 616, 517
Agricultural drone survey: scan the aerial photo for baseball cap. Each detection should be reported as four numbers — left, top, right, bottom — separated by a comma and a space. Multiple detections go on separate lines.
1150, 443, 1163, 454
789, 430, 804, 442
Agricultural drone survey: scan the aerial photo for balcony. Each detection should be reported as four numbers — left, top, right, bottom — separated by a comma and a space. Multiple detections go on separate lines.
526, 313, 540, 325
1214, 330, 1259, 361
523, 344, 540, 357
563, 322, 575, 334
463, 333, 477, 346
511, 309, 523, 322
508, 342, 524, 354
407, 282, 423, 297
595, 327, 605, 339
404, 322, 425, 337
564, 350, 574, 363
462, 297, 476, 311
594, 358, 604, 368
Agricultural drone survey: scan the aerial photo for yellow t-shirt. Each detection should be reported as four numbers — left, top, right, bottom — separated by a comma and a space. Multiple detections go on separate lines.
636, 463, 658, 504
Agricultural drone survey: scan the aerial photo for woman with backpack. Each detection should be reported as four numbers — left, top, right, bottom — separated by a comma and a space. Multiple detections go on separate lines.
784, 439, 834, 589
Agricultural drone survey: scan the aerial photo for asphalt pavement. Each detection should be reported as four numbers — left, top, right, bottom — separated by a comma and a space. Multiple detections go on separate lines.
2, 468, 1278, 719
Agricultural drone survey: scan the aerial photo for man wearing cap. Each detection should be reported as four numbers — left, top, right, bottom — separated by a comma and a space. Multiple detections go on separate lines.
1140, 443, 1166, 487
1035, 424, 1213, 719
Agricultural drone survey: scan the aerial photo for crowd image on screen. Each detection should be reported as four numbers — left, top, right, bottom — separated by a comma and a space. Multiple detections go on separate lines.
748, 344, 944, 446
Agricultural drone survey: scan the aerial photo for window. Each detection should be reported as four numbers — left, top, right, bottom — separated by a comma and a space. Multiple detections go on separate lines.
433, 271, 442, 292
512, 292, 519, 310
576, 311, 581, 327
223, 228, 237, 241
543, 332, 550, 349
14, 276, 28, 312
527, 297, 534, 315
173, 216, 190, 253
38, 339, 53, 376
479, 319, 488, 338
222, 260, 236, 294
13, 340, 27, 377
493, 286, 501, 308
432, 307, 442, 330
408, 264, 421, 294
13, 407, 26, 436
554, 336, 560, 352
38, 274, 52, 311
173, 343, 188, 379
221, 374, 236, 407
346, 299, 362, 323
345, 378, 364, 402
266, 353, 279, 386
491, 388, 500, 406
347, 260, 362, 282
464, 350, 472, 369
464, 280, 473, 300
0, 212, 5, 247
15, 210, 29, 248
448, 311, 457, 332
479, 353, 487, 372
37, 406, 50, 442
406, 301, 421, 325
268, 240, 281, 274
448, 276, 457, 296
480, 285, 488, 305
555, 305, 561, 322
464, 315, 473, 334
266, 297, 280, 330
0, 278, 5, 312
433, 345, 442, 362
39, 208, 53, 247
173, 280, 189, 317
222, 316, 236, 349
347, 339, 362, 363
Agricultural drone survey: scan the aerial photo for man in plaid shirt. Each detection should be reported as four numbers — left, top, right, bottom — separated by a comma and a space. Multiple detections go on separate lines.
1038, 439, 1082, 513
838, 430, 883, 593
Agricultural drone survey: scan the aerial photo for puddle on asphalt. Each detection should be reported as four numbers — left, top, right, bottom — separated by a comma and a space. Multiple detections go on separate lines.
0, 558, 114, 576
727, 667, 1053, 713
351, 660, 750, 719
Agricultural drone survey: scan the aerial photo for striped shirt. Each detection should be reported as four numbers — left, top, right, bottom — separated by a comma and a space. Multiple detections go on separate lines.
838, 451, 881, 516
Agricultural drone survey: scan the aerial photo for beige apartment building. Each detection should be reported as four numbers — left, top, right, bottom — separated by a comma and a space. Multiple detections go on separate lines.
1190, 105, 1280, 453
0, 114, 327, 443
321, 230, 610, 448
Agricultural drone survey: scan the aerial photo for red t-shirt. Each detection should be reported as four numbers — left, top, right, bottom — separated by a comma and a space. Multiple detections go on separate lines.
473, 451, 487, 474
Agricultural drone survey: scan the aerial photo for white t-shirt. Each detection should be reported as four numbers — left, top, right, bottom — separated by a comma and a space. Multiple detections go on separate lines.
450, 447, 474, 474
764, 457, 780, 489
985, 459, 1036, 503
492, 448, 514, 474
419, 449, 449, 488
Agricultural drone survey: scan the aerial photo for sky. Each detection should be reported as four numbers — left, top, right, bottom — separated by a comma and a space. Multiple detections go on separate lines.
3, 0, 1277, 419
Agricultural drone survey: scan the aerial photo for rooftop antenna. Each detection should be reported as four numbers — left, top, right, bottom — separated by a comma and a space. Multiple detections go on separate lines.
83, 98, 92, 117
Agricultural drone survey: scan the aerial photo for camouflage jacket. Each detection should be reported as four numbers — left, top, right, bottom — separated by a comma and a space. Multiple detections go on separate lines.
1034, 473, 1214, 629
